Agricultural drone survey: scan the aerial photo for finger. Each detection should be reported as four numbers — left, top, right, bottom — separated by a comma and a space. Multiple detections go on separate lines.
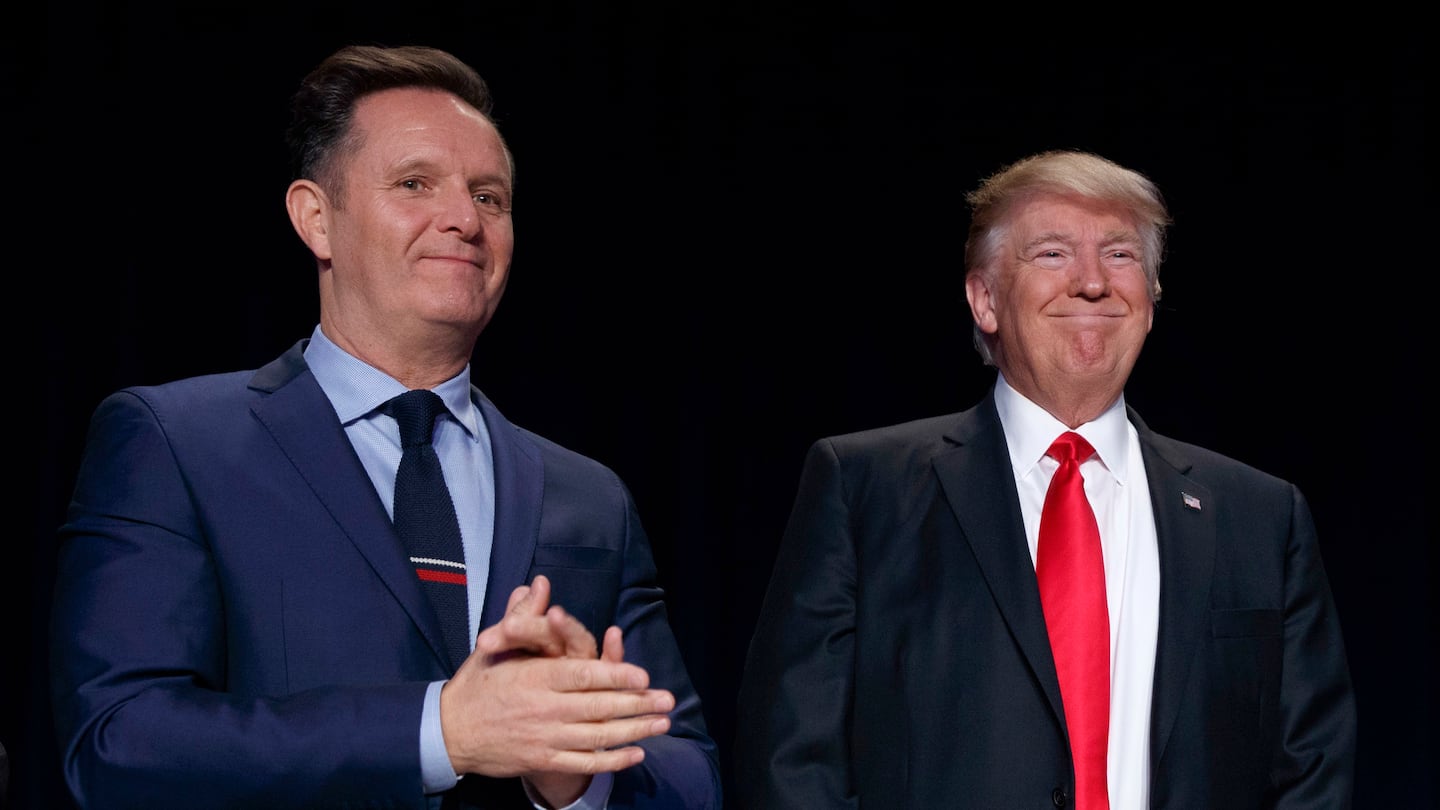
508, 574, 551, 619
505, 584, 531, 613
477, 612, 568, 659
600, 626, 624, 663
528, 744, 647, 777
567, 688, 675, 723
545, 606, 599, 659
524, 574, 552, 613
546, 713, 672, 756
550, 659, 651, 692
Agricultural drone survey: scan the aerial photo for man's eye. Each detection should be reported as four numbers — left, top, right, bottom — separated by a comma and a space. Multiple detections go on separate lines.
400, 179, 422, 191
474, 193, 511, 211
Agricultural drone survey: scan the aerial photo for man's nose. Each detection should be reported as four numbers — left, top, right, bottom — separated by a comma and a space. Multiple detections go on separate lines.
436, 186, 481, 240
1072, 253, 1109, 298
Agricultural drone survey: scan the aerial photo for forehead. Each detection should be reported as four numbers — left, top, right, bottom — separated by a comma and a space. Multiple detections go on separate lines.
348, 87, 510, 181
1007, 193, 1141, 242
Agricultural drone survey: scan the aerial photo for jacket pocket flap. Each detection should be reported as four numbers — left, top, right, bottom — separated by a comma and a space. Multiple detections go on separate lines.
533, 544, 620, 572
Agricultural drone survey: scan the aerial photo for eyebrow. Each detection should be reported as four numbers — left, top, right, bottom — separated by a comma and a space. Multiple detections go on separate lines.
387, 156, 512, 191
1022, 229, 1141, 251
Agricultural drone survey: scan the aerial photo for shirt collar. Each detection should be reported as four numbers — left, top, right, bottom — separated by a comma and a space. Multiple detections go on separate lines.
993, 373, 1130, 482
302, 324, 481, 439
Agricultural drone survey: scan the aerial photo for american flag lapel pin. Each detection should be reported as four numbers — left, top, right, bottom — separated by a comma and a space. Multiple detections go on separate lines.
1182, 492, 1202, 511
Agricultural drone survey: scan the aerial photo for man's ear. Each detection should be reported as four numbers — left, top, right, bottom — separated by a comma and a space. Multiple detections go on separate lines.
965, 271, 999, 335
285, 179, 333, 261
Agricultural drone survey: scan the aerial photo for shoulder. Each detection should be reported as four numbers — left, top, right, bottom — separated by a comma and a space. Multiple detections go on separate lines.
474, 392, 629, 497
93, 368, 265, 426
86, 343, 317, 444
1134, 417, 1296, 498
828, 412, 966, 449
97, 341, 310, 421
797, 410, 979, 488
518, 425, 623, 484
818, 407, 980, 459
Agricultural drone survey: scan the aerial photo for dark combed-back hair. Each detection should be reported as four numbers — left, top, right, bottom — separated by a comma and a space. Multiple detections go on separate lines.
284, 44, 509, 195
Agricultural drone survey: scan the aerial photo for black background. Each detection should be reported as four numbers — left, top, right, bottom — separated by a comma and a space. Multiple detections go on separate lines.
13, 6, 1429, 807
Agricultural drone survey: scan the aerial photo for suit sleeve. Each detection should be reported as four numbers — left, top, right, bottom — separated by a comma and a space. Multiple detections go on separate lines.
602, 484, 723, 809
1272, 485, 1357, 808
734, 438, 860, 809
51, 391, 431, 810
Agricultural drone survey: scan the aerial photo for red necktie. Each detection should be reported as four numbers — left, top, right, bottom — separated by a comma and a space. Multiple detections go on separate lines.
1036, 431, 1110, 809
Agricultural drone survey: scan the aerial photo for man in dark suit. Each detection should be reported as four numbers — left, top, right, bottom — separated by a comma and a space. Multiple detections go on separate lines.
734, 150, 1355, 808
50, 44, 720, 809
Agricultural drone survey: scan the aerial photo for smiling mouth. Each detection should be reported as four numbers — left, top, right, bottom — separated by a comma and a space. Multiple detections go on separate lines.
424, 256, 483, 268
1055, 312, 1125, 320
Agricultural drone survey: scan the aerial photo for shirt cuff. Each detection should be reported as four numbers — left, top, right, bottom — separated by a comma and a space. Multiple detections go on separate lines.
522, 771, 614, 810
419, 680, 459, 794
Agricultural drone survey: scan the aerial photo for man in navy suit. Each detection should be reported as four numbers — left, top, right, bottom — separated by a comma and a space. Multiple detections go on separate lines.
51, 44, 720, 809
735, 150, 1356, 808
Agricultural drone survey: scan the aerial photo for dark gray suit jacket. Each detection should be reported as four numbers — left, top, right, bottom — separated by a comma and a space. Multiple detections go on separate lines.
735, 384, 1355, 808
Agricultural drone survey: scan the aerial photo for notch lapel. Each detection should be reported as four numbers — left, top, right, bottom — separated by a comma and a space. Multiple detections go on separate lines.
932, 396, 1068, 729
474, 393, 544, 630
1132, 415, 1216, 770
248, 343, 451, 670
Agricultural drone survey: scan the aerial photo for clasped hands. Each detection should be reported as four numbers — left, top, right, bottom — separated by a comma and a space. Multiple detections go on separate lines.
439, 574, 674, 808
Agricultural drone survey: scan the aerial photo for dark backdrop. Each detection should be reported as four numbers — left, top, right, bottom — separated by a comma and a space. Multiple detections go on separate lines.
15, 7, 1428, 808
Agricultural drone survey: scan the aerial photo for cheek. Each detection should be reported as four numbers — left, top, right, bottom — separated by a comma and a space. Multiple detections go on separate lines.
344, 209, 404, 259
488, 219, 515, 253
1006, 277, 1060, 319
1114, 266, 1152, 298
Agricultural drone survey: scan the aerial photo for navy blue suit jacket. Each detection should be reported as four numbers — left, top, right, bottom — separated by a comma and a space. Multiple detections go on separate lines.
735, 385, 1355, 808
51, 340, 721, 809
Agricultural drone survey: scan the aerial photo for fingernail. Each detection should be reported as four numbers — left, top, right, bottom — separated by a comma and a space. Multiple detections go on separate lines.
650, 717, 670, 734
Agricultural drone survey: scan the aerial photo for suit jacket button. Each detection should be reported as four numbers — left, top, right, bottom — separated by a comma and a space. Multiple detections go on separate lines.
1052, 787, 1069, 807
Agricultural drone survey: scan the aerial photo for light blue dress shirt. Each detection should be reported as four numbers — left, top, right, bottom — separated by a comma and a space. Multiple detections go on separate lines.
303, 326, 493, 795
303, 325, 611, 809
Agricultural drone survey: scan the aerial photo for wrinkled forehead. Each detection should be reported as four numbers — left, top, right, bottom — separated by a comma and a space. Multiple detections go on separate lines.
1002, 192, 1143, 239
348, 87, 513, 181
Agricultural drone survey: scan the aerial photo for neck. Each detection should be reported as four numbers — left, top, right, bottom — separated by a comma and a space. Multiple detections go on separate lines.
318, 317, 474, 389
1002, 372, 1121, 430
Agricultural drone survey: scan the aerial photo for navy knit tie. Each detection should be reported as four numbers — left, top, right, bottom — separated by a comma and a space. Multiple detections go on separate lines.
386, 389, 470, 671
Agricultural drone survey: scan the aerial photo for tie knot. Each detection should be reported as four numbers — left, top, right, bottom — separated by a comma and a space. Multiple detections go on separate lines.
1046, 431, 1096, 465
386, 389, 447, 448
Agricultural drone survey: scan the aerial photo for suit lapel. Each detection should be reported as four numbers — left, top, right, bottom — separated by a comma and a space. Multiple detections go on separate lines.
1132, 414, 1216, 769
475, 393, 543, 630
247, 342, 451, 670
932, 392, 1068, 729
900, 390, 1220, 774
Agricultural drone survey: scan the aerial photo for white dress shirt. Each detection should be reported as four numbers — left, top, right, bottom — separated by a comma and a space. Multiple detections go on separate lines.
993, 374, 1159, 810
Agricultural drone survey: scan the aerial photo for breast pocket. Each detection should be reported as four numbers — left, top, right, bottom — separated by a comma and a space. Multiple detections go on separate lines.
531, 544, 622, 639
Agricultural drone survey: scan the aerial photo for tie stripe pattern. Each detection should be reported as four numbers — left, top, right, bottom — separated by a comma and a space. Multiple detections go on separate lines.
386, 389, 471, 670
1036, 431, 1110, 810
